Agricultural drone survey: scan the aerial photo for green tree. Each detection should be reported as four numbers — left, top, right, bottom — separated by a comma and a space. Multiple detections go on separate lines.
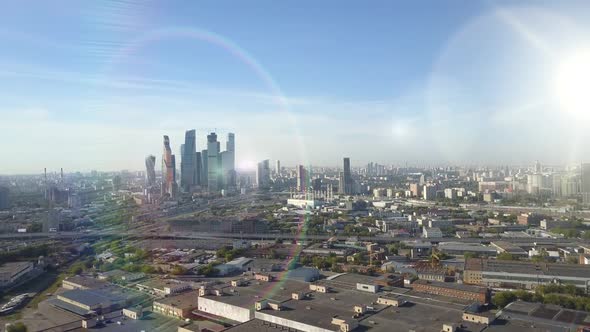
497, 252, 515, 261
7, 322, 28, 332
170, 265, 188, 276
492, 291, 517, 308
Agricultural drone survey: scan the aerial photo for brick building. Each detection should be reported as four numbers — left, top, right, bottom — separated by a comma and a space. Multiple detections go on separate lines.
411, 280, 490, 303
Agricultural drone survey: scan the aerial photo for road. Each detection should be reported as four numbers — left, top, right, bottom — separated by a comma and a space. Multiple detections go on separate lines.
1, 230, 586, 247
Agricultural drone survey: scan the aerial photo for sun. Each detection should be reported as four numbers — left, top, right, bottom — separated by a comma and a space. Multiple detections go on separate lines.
555, 49, 590, 117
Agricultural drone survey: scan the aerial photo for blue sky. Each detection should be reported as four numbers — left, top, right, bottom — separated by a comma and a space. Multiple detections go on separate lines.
1, 1, 590, 173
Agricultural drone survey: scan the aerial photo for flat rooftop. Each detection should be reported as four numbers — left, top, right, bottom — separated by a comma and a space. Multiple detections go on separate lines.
63, 275, 108, 289
58, 289, 125, 306
412, 280, 489, 294
255, 287, 390, 330
154, 291, 199, 309
200, 279, 309, 309
0, 261, 32, 274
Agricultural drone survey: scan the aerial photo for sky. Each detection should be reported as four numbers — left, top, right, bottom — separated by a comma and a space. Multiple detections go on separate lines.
1, 0, 590, 174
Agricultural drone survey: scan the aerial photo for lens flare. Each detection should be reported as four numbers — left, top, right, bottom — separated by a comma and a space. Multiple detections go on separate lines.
555, 48, 590, 118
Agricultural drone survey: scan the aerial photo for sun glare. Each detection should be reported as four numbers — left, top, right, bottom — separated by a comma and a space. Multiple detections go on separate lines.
555, 49, 590, 117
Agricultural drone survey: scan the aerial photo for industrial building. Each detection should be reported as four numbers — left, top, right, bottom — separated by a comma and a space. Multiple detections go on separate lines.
153, 291, 198, 319
136, 278, 191, 296
464, 258, 590, 292
411, 280, 491, 304
49, 289, 127, 316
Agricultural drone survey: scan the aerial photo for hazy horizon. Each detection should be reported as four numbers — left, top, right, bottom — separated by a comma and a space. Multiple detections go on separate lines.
2, 1, 590, 174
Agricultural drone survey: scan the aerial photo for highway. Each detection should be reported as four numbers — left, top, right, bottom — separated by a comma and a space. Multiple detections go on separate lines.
0, 230, 586, 247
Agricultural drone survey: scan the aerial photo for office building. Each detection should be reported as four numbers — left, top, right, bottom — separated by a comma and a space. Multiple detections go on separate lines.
207, 133, 220, 192
296, 165, 307, 192
219, 133, 236, 189
144, 155, 156, 187
0, 186, 9, 210
180, 129, 197, 192
161, 135, 177, 198
275, 160, 281, 175
256, 159, 271, 189
339, 157, 353, 194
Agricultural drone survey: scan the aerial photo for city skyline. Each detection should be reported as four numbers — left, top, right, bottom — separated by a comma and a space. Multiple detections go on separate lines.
2, 1, 590, 174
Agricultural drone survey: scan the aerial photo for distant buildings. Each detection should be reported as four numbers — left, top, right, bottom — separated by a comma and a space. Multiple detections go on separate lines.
582, 163, 590, 204
154, 130, 237, 195
0, 186, 9, 210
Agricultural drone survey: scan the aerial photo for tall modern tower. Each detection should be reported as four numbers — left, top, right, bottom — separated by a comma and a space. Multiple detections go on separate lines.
296, 165, 306, 192
161, 135, 177, 197
145, 155, 156, 186
256, 159, 271, 189
180, 129, 197, 192
207, 132, 220, 192
220, 133, 236, 188
275, 160, 281, 176
339, 157, 353, 194
201, 148, 208, 186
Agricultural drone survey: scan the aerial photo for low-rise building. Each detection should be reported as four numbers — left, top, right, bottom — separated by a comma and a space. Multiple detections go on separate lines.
153, 291, 198, 319
136, 279, 191, 296
422, 227, 442, 238
411, 280, 490, 303
50, 289, 127, 316
123, 306, 144, 320
62, 275, 107, 290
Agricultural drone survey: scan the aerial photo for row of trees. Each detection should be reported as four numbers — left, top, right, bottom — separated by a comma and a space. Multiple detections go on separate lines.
493, 284, 590, 312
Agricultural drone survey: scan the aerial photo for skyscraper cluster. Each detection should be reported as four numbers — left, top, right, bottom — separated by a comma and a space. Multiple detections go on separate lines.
147, 131, 236, 198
